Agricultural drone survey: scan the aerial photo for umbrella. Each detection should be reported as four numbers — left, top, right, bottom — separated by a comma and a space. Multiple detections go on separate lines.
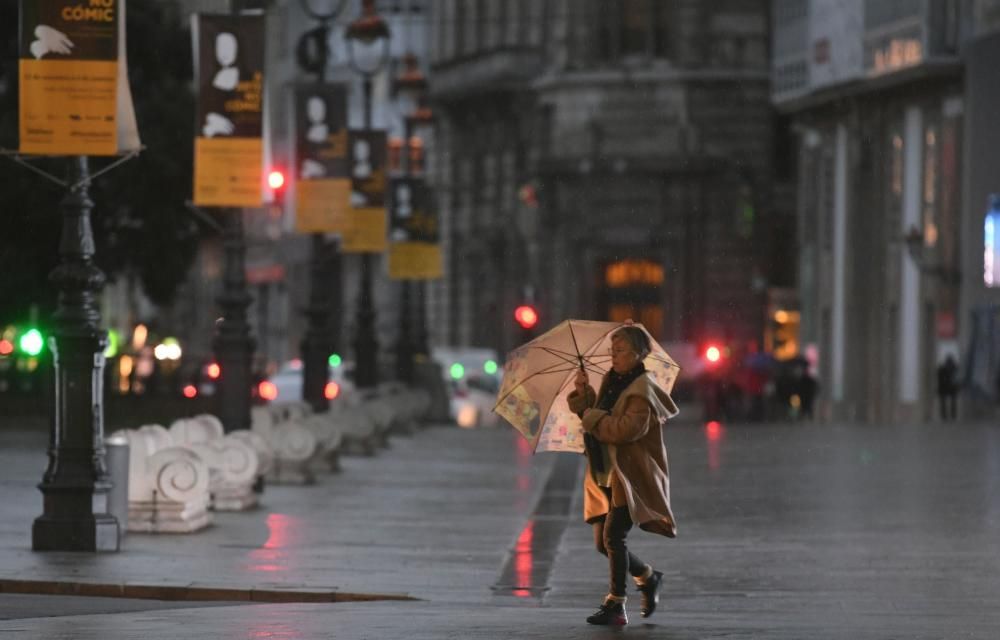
494, 320, 680, 454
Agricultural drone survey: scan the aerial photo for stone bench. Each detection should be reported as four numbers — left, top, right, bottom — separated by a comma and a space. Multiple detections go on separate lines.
169, 415, 259, 511
112, 424, 213, 534
251, 405, 318, 485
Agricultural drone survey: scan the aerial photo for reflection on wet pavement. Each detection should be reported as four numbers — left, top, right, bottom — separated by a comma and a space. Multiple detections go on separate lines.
248, 513, 300, 574
495, 452, 581, 598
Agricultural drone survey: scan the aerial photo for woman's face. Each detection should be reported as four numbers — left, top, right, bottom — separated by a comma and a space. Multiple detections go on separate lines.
610, 337, 639, 374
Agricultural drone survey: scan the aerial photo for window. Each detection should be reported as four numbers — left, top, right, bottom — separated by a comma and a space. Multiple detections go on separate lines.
597, 0, 671, 62
605, 260, 664, 287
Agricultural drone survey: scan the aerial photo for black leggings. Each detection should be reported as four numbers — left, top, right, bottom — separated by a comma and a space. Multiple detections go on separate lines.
593, 499, 648, 597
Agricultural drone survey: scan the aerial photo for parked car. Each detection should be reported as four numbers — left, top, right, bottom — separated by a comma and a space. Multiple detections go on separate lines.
260, 359, 356, 406
431, 347, 502, 428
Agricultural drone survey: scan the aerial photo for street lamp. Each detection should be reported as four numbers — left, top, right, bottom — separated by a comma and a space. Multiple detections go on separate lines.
345, 0, 391, 389
297, 0, 348, 412
212, 0, 258, 434
33, 157, 119, 551
392, 53, 429, 382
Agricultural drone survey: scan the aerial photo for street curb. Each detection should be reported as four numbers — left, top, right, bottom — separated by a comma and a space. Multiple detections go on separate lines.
0, 579, 420, 604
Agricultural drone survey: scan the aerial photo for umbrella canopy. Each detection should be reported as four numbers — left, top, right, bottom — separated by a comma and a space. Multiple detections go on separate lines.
494, 320, 679, 454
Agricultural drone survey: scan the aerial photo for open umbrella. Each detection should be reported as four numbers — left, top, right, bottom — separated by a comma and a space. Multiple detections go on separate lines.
494, 320, 680, 454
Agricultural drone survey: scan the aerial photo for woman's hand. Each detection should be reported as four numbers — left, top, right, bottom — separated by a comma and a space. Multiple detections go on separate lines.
574, 368, 588, 393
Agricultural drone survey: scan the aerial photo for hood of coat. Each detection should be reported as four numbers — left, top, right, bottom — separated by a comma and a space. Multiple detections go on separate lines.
610, 372, 679, 420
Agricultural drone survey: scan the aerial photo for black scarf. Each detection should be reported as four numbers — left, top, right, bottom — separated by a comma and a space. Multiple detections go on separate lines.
584, 362, 646, 473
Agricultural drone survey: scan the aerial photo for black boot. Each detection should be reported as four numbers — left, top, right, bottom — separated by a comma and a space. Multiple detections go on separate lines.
586, 600, 628, 626
638, 570, 664, 618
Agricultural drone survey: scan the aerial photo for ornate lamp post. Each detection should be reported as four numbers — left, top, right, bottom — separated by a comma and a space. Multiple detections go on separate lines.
392, 53, 428, 382
212, 0, 258, 434
345, 0, 391, 389
32, 157, 119, 551
298, 0, 348, 412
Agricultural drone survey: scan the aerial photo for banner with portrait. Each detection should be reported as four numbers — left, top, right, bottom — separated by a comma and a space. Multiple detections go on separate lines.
342, 129, 387, 253
18, 0, 140, 156
293, 83, 350, 233
387, 177, 442, 280
191, 13, 265, 208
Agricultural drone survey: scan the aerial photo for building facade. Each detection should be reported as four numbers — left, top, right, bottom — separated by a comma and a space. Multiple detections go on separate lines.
427, 0, 794, 365
772, 0, 1000, 422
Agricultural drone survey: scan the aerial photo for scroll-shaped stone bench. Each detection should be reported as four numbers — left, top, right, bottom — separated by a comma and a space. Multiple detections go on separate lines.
325, 399, 380, 456
113, 424, 212, 533
251, 405, 318, 485
228, 429, 274, 488
169, 415, 259, 511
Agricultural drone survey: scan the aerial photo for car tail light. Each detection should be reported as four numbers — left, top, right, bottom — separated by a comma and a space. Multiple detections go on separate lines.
324, 381, 340, 400
258, 381, 278, 401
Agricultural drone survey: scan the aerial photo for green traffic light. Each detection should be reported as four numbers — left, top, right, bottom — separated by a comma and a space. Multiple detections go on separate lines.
105, 329, 120, 358
484, 360, 498, 375
328, 353, 342, 368
450, 363, 465, 380
19, 328, 44, 356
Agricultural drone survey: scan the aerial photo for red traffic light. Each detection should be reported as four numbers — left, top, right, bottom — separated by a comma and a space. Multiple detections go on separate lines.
267, 169, 286, 190
704, 345, 722, 364
206, 362, 221, 380
514, 305, 538, 330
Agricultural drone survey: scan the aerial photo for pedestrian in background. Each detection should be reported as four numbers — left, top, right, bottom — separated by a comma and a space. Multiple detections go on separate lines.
937, 355, 959, 421
568, 326, 678, 626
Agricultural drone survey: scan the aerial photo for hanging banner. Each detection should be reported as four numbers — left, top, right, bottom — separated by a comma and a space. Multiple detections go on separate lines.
388, 177, 442, 280
293, 83, 351, 233
18, 0, 141, 156
342, 129, 387, 253
191, 13, 265, 208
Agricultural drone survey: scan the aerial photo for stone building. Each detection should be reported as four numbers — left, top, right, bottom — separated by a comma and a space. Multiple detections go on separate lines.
772, 0, 1000, 422
426, 0, 795, 363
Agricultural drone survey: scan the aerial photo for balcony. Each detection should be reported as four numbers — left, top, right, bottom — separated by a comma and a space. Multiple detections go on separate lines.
429, 47, 543, 101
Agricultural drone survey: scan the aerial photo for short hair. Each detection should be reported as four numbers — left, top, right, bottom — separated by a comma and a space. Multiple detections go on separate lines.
611, 326, 651, 360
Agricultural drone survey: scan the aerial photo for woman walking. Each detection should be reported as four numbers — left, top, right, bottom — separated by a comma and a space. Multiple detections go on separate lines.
567, 325, 678, 625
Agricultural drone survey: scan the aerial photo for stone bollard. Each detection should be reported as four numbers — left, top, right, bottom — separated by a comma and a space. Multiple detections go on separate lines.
104, 434, 130, 539
251, 405, 318, 485
169, 415, 259, 511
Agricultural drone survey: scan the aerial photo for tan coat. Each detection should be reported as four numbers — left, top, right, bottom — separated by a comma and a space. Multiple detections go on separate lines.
568, 372, 678, 538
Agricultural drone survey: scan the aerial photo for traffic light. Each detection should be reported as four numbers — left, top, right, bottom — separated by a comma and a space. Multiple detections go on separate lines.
514, 304, 539, 344
18, 328, 44, 357
514, 305, 538, 330
267, 168, 288, 211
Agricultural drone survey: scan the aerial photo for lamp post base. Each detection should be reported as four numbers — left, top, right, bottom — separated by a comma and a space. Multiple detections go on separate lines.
33, 504, 119, 552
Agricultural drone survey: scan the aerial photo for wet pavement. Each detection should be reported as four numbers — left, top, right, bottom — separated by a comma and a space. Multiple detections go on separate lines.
0, 415, 998, 638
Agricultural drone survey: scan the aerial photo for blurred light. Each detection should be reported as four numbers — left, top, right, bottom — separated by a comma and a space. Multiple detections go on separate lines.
154, 337, 182, 361
268, 169, 286, 190
514, 305, 538, 329
104, 329, 120, 358
18, 329, 43, 357
705, 420, 723, 442
484, 360, 498, 375
25, 357, 38, 372
119, 355, 134, 378
131, 324, 148, 350
207, 362, 221, 380
324, 381, 340, 400
705, 345, 721, 363
328, 353, 342, 368
456, 403, 478, 428
0, 339, 12, 356
774, 310, 789, 324
290, 358, 303, 370
450, 363, 465, 380
258, 380, 278, 401
182, 384, 198, 399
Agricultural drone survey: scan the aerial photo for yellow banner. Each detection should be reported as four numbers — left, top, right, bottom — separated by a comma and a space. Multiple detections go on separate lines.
294, 178, 351, 233
193, 137, 262, 207
342, 208, 387, 253
19, 59, 118, 155
388, 242, 443, 280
